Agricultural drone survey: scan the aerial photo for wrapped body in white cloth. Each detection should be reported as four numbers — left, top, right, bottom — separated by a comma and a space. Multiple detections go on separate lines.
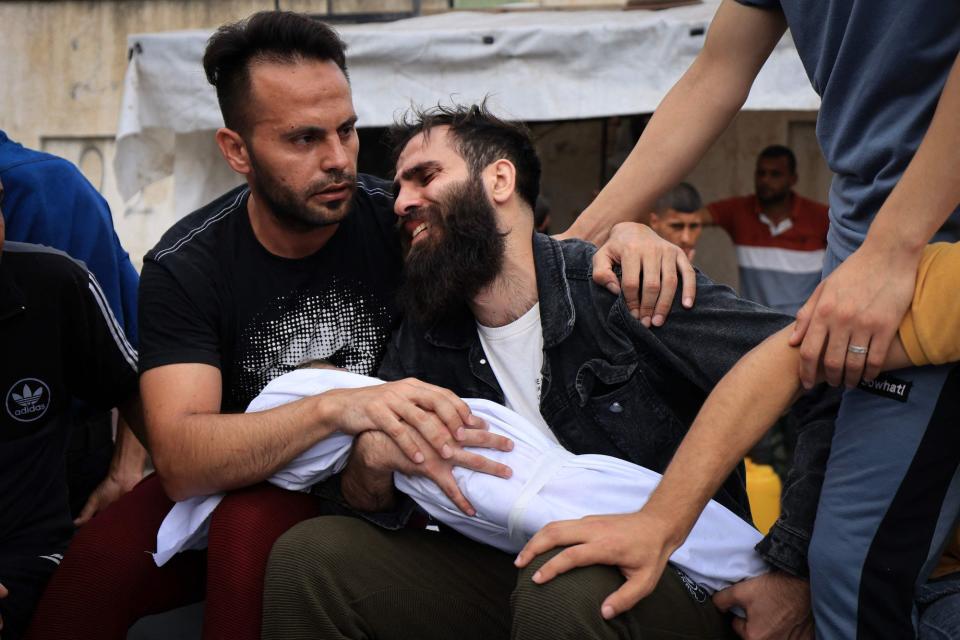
155, 368, 768, 593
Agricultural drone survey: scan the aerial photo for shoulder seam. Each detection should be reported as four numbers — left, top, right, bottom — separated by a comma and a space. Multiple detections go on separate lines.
357, 176, 393, 200
87, 273, 139, 371
3, 241, 82, 265
154, 188, 249, 261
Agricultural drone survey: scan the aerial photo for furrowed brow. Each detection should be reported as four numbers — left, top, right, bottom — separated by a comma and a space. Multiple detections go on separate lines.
286, 125, 327, 139
393, 161, 442, 194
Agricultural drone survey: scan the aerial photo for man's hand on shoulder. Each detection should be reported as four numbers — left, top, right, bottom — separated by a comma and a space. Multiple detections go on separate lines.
713, 570, 814, 640
590, 222, 696, 328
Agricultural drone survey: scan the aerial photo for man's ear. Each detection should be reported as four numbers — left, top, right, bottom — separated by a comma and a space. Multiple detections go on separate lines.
648, 211, 661, 229
215, 127, 252, 175
486, 159, 517, 205
788, 172, 798, 188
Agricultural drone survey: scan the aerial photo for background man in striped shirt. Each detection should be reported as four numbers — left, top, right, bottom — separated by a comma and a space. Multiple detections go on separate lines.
705, 145, 828, 316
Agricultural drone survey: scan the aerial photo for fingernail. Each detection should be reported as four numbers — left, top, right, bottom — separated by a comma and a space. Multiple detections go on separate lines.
652, 314, 664, 326
641, 316, 651, 328
602, 605, 615, 620
630, 309, 641, 320
456, 427, 465, 440
467, 508, 476, 517
606, 282, 620, 295
532, 571, 543, 583
514, 554, 523, 566
414, 451, 425, 464
683, 297, 693, 308
441, 444, 453, 459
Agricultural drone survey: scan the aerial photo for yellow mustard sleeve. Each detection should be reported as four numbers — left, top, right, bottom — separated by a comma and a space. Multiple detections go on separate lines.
899, 243, 960, 367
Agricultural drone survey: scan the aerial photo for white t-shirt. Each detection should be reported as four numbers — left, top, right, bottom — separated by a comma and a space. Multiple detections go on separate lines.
476, 303, 557, 444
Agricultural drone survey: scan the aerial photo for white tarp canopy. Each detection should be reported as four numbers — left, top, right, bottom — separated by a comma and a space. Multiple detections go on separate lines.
115, 0, 819, 213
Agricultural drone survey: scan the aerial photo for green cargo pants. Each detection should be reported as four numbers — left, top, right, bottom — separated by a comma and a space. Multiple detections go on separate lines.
262, 515, 736, 640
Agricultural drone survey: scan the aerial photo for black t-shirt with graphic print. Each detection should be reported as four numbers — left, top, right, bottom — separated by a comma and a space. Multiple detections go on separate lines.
0, 243, 139, 550
138, 175, 403, 413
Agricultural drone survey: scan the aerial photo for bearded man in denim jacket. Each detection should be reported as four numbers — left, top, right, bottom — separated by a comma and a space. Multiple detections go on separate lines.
262, 103, 834, 640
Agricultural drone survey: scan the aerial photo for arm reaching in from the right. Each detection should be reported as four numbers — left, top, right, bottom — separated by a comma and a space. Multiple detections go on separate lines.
570, 0, 786, 244
638, 326, 912, 562
579, 1, 786, 324
517, 325, 912, 618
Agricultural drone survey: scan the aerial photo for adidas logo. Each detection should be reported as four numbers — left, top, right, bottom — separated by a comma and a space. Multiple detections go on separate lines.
6, 378, 51, 422
12, 383, 44, 407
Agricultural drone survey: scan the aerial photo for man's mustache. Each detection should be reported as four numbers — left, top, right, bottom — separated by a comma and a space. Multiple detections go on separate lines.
306, 170, 357, 196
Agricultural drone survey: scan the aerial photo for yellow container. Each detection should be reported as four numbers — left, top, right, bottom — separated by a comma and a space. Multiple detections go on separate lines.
745, 457, 781, 535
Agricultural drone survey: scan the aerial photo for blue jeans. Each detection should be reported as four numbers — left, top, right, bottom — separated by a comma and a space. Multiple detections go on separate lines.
918, 573, 960, 639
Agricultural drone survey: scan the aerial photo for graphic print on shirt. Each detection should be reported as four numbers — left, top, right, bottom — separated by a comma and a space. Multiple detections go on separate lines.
5, 377, 51, 423
232, 275, 393, 408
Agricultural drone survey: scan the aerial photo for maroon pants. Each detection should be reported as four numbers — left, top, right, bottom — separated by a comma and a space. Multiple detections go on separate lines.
26, 474, 325, 640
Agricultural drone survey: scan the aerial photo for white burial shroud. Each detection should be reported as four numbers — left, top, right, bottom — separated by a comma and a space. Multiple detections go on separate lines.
155, 369, 768, 593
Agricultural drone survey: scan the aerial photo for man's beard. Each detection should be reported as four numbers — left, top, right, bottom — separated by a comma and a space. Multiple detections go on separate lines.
397, 175, 506, 327
249, 149, 356, 232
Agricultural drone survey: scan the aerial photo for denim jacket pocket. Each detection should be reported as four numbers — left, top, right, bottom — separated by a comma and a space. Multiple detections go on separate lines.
575, 359, 681, 470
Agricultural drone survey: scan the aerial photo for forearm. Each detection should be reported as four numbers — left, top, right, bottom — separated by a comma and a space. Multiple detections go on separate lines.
109, 415, 148, 488
565, 1, 785, 244
866, 54, 960, 255
150, 394, 336, 500
644, 327, 802, 546
340, 432, 401, 512
642, 323, 913, 547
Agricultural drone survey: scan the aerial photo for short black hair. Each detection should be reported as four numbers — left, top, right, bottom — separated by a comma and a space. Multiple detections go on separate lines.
758, 144, 797, 174
388, 101, 541, 209
654, 182, 702, 214
203, 11, 348, 134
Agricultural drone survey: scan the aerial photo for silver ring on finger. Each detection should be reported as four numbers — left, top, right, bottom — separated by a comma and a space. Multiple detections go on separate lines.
847, 344, 869, 355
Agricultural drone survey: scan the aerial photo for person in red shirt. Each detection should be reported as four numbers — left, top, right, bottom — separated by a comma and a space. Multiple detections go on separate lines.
705, 145, 828, 315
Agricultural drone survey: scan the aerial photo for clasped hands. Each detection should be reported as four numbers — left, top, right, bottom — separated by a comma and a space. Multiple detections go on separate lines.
324, 378, 513, 514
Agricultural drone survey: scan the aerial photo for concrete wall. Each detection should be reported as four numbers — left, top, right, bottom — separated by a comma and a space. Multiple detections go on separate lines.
0, 0, 439, 145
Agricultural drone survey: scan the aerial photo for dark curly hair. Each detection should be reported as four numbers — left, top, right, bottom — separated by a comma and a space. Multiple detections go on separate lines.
388, 100, 541, 209
203, 11, 348, 135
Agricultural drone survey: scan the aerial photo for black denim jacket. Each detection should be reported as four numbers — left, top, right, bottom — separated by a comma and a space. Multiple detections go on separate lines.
379, 234, 833, 575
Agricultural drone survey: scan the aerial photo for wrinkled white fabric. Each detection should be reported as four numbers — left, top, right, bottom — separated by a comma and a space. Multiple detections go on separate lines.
154, 369, 767, 593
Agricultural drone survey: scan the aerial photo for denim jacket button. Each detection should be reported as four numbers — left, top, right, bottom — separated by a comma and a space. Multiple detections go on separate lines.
609, 402, 623, 413
479, 359, 487, 365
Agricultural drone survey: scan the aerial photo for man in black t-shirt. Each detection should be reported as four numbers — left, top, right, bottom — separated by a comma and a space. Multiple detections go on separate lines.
0, 179, 145, 639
